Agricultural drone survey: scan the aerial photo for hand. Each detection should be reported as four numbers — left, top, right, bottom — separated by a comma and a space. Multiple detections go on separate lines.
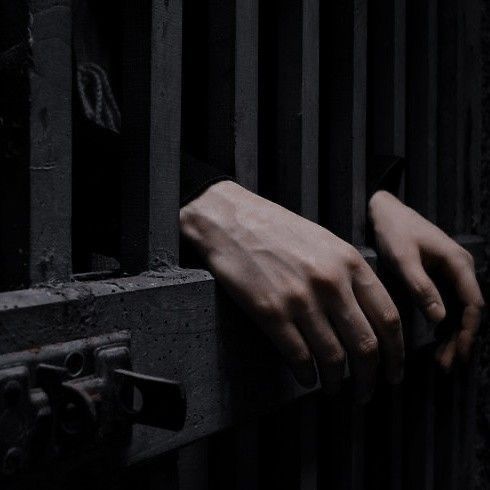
181, 181, 404, 402
368, 190, 485, 370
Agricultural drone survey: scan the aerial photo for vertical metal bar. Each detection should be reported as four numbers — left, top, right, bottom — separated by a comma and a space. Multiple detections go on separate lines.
259, 397, 317, 490
406, 0, 438, 220
121, 0, 182, 273
402, 351, 435, 490
464, 0, 482, 232
123, 453, 180, 490
434, 3, 481, 488
29, 0, 72, 285
258, 0, 319, 221
370, 0, 406, 160
321, 0, 367, 244
0, 0, 72, 288
434, 369, 461, 490
235, 0, 259, 192
208, 0, 259, 193
364, 383, 403, 490
458, 353, 479, 489
209, 423, 259, 490
178, 439, 209, 490
437, 0, 478, 234
317, 387, 365, 490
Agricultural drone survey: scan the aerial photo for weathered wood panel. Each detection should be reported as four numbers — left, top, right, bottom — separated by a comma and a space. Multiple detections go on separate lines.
121, 0, 182, 272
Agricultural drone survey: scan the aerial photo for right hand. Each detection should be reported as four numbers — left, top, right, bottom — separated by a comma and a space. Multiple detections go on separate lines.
180, 181, 404, 402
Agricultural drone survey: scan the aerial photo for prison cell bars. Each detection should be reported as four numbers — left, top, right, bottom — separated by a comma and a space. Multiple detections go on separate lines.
363, 1, 406, 488
120, 0, 182, 273
0, 0, 485, 488
0, 0, 72, 290
403, 0, 438, 489
436, 1, 482, 489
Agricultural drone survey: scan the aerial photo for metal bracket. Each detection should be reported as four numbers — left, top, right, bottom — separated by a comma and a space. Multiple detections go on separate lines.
0, 332, 186, 477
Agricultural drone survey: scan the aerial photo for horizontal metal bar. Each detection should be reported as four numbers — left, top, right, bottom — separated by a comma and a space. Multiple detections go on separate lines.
0, 236, 485, 467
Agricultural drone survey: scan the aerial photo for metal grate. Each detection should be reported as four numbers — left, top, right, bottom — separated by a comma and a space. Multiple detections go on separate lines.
0, 0, 486, 488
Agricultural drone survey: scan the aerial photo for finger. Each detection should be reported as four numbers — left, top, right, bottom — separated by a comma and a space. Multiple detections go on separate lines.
352, 266, 404, 384
396, 253, 446, 323
296, 306, 346, 395
264, 319, 318, 387
435, 331, 458, 372
441, 254, 485, 360
323, 287, 379, 404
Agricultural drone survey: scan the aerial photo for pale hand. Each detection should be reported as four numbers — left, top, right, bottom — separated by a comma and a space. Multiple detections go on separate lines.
368, 190, 485, 370
181, 181, 404, 402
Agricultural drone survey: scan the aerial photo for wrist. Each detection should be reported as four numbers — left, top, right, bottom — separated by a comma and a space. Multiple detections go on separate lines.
180, 180, 245, 258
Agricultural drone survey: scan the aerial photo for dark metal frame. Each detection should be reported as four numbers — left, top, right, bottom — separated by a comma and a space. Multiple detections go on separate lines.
0, 0, 486, 488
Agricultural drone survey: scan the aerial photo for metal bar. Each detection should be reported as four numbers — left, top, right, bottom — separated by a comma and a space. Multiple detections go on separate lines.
434, 369, 461, 490
364, 383, 403, 490
207, 0, 259, 193
320, 0, 367, 244
369, 0, 406, 160
437, 0, 480, 234
258, 0, 319, 221
235, 0, 259, 192
406, 0, 438, 220
208, 422, 259, 490
121, 0, 182, 273
178, 440, 209, 490
402, 350, 435, 490
0, 0, 72, 289
259, 399, 317, 490
458, 352, 479, 489
29, 0, 72, 284
317, 387, 365, 490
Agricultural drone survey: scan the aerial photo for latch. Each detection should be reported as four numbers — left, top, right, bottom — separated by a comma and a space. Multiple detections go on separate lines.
0, 332, 186, 477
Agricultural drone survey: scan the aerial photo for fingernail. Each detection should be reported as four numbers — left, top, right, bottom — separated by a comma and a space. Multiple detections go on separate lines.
426, 302, 446, 323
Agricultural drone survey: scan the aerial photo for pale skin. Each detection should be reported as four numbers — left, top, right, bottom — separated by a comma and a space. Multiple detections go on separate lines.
181, 181, 485, 402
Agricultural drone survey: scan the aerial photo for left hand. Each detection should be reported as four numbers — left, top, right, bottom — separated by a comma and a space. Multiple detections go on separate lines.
368, 190, 485, 370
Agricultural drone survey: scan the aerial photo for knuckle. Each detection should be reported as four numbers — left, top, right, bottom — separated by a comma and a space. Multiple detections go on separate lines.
288, 345, 313, 368
320, 269, 344, 291
325, 348, 346, 367
357, 337, 379, 360
452, 246, 473, 267
343, 246, 363, 270
255, 296, 284, 322
412, 279, 434, 299
380, 307, 402, 334
286, 285, 311, 312
390, 247, 415, 267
